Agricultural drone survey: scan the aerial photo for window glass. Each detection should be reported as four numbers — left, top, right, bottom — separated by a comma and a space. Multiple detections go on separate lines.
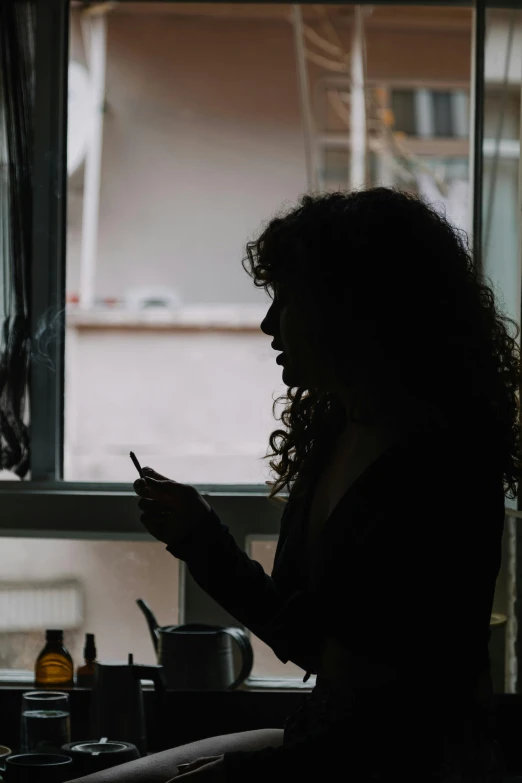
322, 147, 350, 190
0, 539, 178, 676
248, 538, 305, 681
65, 1, 296, 484
481, 9, 522, 692
482, 8, 522, 329
64, 3, 474, 483
390, 89, 416, 135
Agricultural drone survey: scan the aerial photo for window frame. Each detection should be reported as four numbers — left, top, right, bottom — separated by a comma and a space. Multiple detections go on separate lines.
0, 0, 511, 642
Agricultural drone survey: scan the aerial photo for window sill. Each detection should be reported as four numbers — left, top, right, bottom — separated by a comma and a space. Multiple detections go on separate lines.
0, 670, 314, 692
0, 486, 285, 541
66, 304, 266, 332
243, 676, 315, 691
0, 670, 34, 686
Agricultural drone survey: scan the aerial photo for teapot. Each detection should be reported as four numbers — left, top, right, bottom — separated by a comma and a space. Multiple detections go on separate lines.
137, 599, 253, 690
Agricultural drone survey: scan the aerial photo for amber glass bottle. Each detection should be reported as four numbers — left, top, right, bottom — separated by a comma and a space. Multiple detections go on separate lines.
35, 629, 74, 688
76, 633, 97, 687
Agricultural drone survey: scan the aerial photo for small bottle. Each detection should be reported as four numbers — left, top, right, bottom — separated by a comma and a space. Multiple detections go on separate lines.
35, 629, 74, 688
76, 633, 97, 688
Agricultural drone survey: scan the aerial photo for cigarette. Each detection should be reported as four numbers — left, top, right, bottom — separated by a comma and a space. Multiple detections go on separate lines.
130, 451, 144, 478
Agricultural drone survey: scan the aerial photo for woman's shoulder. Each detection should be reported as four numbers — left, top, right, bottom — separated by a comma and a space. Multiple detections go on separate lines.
359, 426, 505, 518
334, 429, 505, 569
391, 425, 500, 477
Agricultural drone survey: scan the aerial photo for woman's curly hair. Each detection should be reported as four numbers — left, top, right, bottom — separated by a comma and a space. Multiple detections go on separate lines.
242, 188, 521, 502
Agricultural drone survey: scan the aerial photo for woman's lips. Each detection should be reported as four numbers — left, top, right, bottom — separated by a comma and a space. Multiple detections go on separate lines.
276, 352, 285, 365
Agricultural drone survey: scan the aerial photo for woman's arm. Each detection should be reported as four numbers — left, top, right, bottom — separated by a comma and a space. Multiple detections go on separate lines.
136, 471, 319, 671
168, 742, 337, 782
167, 507, 320, 672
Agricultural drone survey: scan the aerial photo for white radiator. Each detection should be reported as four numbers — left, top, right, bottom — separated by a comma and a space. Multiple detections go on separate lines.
0, 581, 84, 632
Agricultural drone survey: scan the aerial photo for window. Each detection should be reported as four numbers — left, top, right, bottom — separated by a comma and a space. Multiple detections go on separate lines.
390, 88, 469, 138
248, 538, 305, 683
318, 80, 472, 230
321, 146, 350, 191
317, 74, 520, 241
314, 17, 474, 232
0, 1, 520, 690
0, 539, 178, 676
65, 2, 299, 485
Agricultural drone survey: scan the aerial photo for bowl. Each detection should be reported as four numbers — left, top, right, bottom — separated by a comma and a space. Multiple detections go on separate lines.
61, 740, 140, 775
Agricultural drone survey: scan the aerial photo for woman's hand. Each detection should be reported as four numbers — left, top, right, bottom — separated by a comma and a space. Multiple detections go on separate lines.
169, 755, 225, 781
134, 467, 213, 549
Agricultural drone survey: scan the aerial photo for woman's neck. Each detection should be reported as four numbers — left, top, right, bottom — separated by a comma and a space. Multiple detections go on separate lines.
335, 384, 416, 450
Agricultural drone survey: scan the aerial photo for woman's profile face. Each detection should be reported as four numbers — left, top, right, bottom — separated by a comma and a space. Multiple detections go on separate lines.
260, 281, 337, 390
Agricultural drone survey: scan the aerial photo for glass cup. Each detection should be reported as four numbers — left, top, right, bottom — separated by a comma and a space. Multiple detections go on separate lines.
4, 754, 73, 783
0, 745, 12, 782
20, 692, 71, 755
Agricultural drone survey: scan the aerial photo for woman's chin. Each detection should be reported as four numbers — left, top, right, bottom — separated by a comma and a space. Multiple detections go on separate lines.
278, 357, 309, 388
281, 363, 323, 391
281, 362, 299, 387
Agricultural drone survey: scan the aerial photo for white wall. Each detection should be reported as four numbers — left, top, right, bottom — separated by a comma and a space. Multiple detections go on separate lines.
66, 8, 473, 306
67, 10, 307, 305
64, 327, 286, 484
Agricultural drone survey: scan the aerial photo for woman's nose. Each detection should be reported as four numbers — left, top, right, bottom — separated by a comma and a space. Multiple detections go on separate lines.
260, 302, 277, 337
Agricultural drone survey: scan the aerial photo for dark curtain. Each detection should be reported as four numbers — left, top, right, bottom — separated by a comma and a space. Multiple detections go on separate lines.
0, 0, 35, 478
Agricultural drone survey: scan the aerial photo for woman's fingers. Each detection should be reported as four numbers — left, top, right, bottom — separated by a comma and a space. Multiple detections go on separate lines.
133, 477, 170, 501
133, 466, 174, 497
134, 475, 179, 504
133, 468, 214, 547
138, 499, 174, 526
133, 478, 150, 496
140, 516, 171, 542
140, 511, 170, 526
138, 498, 171, 513
177, 757, 223, 775
171, 757, 225, 780
141, 466, 170, 481
141, 476, 179, 503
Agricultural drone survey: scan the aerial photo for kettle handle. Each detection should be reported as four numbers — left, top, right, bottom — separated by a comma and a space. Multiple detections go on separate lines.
133, 664, 166, 692
220, 627, 254, 690
131, 664, 166, 753
132, 664, 167, 712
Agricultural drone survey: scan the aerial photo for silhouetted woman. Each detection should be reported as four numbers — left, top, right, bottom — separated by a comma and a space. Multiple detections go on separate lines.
78, 189, 520, 783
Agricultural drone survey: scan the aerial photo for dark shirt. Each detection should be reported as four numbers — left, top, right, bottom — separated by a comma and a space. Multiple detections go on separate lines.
168, 429, 506, 780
